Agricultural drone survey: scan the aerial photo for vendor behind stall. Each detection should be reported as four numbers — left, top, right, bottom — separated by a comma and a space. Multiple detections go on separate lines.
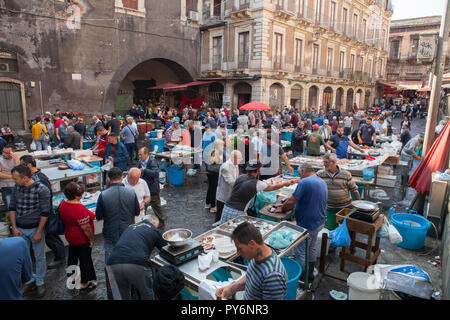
215, 222, 287, 300
327, 126, 365, 159
317, 153, 360, 231
106, 214, 167, 300
104, 133, 129, 172
219, 162, 298, 224
306, 124, 335, 156
357, 117, 377, 147
281, 162, 327, 283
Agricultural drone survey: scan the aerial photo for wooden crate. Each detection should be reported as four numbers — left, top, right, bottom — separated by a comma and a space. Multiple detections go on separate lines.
336, 208, 384, 235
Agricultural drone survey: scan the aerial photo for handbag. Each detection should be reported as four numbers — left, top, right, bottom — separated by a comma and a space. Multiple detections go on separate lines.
45, 207, 66, 235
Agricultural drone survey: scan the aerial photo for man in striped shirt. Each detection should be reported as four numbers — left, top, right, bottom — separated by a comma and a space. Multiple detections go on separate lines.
317, 153, 360, 230
216, 222, 287, 300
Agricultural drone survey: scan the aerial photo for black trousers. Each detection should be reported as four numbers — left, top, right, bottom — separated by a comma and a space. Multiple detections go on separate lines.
216, 201, 225, 222
45, 232, 66, 261
67, 242, 97, 284
206, 173, 218, 208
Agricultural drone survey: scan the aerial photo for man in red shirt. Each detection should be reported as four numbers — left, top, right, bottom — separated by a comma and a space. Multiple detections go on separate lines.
53, 114, 64, 134
92, 126, 109, 159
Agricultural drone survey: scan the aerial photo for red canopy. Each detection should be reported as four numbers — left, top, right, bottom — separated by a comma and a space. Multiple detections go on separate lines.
147, 83, 178, 90
239, 102, 271, 111
409, 121, 450, 195
147, 81, 216, 92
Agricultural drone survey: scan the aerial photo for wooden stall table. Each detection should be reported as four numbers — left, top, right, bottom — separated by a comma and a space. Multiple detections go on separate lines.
335, 208, 384, 272
258, 202, 294, 223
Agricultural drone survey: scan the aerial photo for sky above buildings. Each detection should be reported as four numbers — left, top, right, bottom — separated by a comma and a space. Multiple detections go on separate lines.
391, 0, 445, 20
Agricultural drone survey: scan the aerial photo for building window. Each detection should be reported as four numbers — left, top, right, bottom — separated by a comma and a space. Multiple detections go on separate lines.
411, 38, 419, 58
368, 59, 372, 79
239, 0, 250, 10
359, 56, 364, 72
122, 0, 138, 10
342, 8, 348, 35
339, 51, 345, 74
274, 33, 283, 69
330, 1, 336, 31
275, 0, 284, 10
212, 36, 222, 70
238, 31, 250, 68
213, 0, 221, 17
295, 39, 303, 72
186, 0, 198, 15
314, 0, 322, 25
362, 19, 367, 42
352, 14, 358, 37
297, 0, 304, 17
312, 44, 319, 74
390, 40, 400, 59
326, 48, 333, 76
382, 29, 386, 50
350, 53, 355, 74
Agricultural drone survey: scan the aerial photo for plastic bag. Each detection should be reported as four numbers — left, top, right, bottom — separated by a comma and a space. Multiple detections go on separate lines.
187, 168, 197, 176
30, 140, 37, 151
376, 215, 390, 239
101, 161, 114, 172
329, 219, 351, 247
66, 159, 86, 171
253, 191, 277, 211
388, 224, 403, 244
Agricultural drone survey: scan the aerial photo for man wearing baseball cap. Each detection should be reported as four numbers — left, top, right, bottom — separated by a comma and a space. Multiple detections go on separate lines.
306, 124, 335, 156
219, 162, 298, 224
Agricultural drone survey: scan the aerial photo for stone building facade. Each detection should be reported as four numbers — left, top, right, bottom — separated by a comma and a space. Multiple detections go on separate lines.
386, 15, 450, 88
0, 0, 201, 132
199, 0, 393, 112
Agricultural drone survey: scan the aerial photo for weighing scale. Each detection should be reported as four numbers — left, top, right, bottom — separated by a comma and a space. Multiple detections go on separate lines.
159, 239, 204, 265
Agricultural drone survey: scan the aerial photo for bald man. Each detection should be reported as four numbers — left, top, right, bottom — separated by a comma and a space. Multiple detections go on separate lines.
123, 167, 151, 223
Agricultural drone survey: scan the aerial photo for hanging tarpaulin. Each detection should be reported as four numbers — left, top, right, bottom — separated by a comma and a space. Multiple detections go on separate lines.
181, 95, 205, 109
409, 120, 450, 195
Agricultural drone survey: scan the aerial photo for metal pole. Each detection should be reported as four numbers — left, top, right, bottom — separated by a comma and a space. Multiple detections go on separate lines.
423, 0, 450, 155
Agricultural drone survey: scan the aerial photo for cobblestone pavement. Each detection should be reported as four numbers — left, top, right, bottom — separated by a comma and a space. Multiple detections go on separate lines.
23, 116, 442, 300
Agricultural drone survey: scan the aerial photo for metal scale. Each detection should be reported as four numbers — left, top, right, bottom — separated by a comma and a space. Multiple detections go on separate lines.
159, 239, 204, 266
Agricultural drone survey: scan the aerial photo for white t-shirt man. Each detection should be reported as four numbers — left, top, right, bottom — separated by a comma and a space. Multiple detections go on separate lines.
344, 116, 353, 128
123, 177, 151, 223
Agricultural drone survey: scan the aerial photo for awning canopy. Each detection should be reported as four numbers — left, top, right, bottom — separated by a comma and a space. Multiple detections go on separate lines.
396, 81, 425, 91
147, 81, 217, 92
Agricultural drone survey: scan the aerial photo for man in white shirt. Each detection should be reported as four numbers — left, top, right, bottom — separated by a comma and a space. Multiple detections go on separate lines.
215, 150, 242, 225
343, 112, 353, 136
373, 117, 387, 135
123, 168, 151, 223
319, 120, 332, 142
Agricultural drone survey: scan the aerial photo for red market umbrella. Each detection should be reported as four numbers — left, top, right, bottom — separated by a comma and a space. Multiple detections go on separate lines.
409, 120, 450, 195
239, 102, 271, 111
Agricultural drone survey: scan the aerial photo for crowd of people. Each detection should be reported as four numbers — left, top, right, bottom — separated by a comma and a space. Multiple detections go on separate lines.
0, 97, 426, 301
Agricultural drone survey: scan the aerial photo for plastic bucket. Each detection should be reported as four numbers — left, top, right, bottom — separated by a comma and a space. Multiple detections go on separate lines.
390, 212, 431, 250
156, 129, 164, 139
347, 272, 380, 300
227, 124, 233, 129
280, 257, 302, 300
150, 131, 157, 138
150, 138, 165, 153
169, 165, 185, 186
362, 168, 374, 181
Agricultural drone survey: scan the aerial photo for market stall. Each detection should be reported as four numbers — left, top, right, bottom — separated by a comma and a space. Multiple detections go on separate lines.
150, 216, 309, 300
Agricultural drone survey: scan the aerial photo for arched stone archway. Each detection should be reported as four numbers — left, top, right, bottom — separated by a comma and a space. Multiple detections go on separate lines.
290, 84, 303, 111
113, 58, 194, 114
346, 88, 354, 112
233, 82, 252, 107
308, 85, 319, 110
269, 82, 285, 109
323, 86, 333, 111
106, 50, 197, 113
